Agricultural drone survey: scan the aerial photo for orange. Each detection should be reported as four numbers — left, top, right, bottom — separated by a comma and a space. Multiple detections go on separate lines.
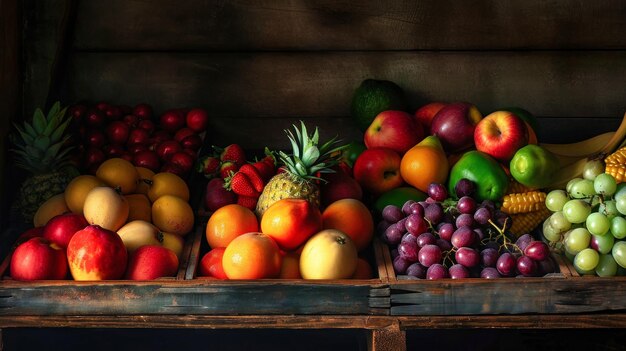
222, 232, 282, 279
206, 204, 259, 248
400, 135, 449, 193
352, 257, 374, 279
322, 198, 374, 251
260, 198, 323, 251
279, 251, 302, 279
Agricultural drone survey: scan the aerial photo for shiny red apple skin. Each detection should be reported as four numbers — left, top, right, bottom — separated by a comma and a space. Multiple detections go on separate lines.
474, 110, 529, 162
186, 108, 209, 133
125, 245, 179, 280
67, 225, 128, 280
159, 109, 186, 132
320, 166, 363, 207
430, 102, 483, 153
10, 237, 68, 280
353, 147, 404, 195
364, 110, 423, 155
43, 213, 89, 249
414, 102, 446, 130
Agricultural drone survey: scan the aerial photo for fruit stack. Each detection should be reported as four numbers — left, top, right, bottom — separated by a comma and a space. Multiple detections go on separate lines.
9, 156, 195, 281
198, 123, 375, 280
68, 102, 208, 178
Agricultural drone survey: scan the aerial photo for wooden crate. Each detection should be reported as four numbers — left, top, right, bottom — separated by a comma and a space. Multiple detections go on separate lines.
0, 220, 391, 316
379, 241, 626, 315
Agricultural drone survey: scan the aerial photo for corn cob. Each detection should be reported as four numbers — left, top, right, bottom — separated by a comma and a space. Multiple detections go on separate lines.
509, 205, 552, 238
605, 147, 625, 183
506, 179, 537, 194
501, 191, 547, 214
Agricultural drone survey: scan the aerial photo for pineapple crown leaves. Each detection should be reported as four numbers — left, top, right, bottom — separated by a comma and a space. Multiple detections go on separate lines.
279, 121, 348, 182
9, 101, 75, 173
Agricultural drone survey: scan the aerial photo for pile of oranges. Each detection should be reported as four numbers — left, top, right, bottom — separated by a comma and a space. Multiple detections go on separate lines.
201, 198, 375, 280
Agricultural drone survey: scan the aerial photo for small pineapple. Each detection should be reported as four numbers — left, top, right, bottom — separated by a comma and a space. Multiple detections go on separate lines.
255, 121, 346, 217
10, 102, 79, 223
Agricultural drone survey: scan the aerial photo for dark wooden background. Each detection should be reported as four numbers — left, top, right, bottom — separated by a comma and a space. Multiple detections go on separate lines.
3, 0, 626, 350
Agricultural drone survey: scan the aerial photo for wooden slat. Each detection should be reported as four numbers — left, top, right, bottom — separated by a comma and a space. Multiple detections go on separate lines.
63, 51, 626, 148
389, 277, 626, 315
2, 313, 626, 329
72, 0, 626, 51
0, 280, 380, 316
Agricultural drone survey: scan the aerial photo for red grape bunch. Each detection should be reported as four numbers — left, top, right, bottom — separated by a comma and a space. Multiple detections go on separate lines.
378, 179, 557, 279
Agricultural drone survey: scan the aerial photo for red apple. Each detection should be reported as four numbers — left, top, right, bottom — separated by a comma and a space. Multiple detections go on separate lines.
127, 127, 151, 146
181, 134, 203, 151
132, 103, 153, 120
83, 147, 106, 169
364, 110, 424, 155
133, 150, 161, 172
137, 119, 156, 134
155, 139, 183, 161
430, 102, 483, 153
125, 245, 179, 280
95, 101, 109, 111
105, 105, 123, 120
67, 225, 128, 280
15, 226, 44, 246
106, 120, 130, 145
474, 110, 529, 162
128, 143, 149, 155
10, 237, 68, 280
84, 129, 106, 148
43, 213, 89, 249
169, 151, 195, 173
320, 166, 363, 207
186, 108, 209, 132
414, 102, 446, 130
161, 162, 186, 177
199, 248, 227, 279
69, 104, 87, 122
123, 114, 139, 127
353, 147, 404, 195
159, 109, 186, 132
174, 128, 196, 143
204, 177, 237, 211
84, 108, 105, 127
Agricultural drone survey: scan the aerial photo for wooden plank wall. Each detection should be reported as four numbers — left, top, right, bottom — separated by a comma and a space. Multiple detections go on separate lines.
26, 0, 626, 150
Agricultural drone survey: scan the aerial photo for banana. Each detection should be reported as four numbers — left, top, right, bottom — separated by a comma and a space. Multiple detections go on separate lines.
539, 131, 615, 157
598, 112, 626, 156
545, 157, 590, 190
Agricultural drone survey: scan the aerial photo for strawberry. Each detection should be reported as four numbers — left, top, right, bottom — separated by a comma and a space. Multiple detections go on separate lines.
214, 143, 246, 167
204, 178, 237, 212
219, 161, 239, 179
225, 172, 260, 197
238, 164, 265, 193
237, 195, 258, 210
252, 148, 276, 182
196, 155, 220, 178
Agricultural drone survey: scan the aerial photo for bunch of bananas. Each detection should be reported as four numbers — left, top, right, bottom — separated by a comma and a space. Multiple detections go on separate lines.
539, 112, 626, 189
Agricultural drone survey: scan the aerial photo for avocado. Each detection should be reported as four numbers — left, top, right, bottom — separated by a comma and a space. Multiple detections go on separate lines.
350, 79, 408, 131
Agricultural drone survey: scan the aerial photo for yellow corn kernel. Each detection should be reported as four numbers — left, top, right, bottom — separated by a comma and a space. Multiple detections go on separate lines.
605, 146, 626, 166
506, 179, 536, 194
501, 191, 547, 214
605, 164, 626, 183
509, 206, 552, 238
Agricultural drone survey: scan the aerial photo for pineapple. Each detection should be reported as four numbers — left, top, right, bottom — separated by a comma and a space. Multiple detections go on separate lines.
10, 102, 79, 223
255, 121, 346, 217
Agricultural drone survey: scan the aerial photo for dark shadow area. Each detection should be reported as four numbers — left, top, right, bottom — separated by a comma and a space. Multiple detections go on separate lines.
2, 328, 368, 351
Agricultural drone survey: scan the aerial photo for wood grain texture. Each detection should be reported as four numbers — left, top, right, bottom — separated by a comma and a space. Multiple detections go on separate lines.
389, 277, 626, 315
63, 51, 626, 148
0, 280, 386, 316
72, 0, 626, 51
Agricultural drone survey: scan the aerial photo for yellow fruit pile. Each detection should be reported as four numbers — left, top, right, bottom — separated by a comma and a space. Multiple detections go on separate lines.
33, 157, 193, 260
